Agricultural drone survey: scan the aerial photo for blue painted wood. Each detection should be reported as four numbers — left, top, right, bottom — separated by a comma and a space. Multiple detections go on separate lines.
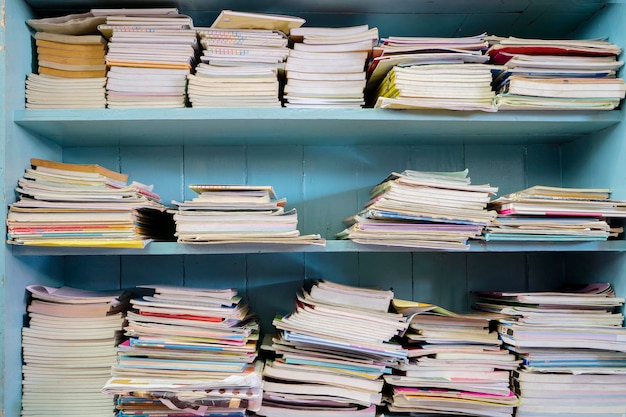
183, 255, 247, 292
527, 253, 568, 291
183, 146, 247, 200
64, 256, 121, 291
120, 255, 184, 288
526, 144, 562, 188
412, 252, 469, 311
467, 253, 528, 293
465, 144, 526, 196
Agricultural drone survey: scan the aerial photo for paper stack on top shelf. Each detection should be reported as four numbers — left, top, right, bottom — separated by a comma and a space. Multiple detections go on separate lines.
170, 184, 325, 246
473, 282, 626, 417
259, 280, 408, 417
488, 36, 625, 110
337, 169, 498, 250
103, 285, 262, 417
366, 33, 496, 111
485, 185, 625, 241
283, 25, 378, 108
385, 299, 520, 417
21, 284, 131, 417
95, 8, 198, 108
6, 158, 172, 248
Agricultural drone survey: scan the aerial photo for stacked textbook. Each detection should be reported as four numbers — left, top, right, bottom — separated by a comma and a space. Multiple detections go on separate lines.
96, 8, 197, 108
366, 34, 494, 111
284, 25, 378, 108
22, 284, 130, 417
485, 185, 626, 241
385, 299, 520, 417
337, 169, 498, 250
25, 31, 107, 108
171, 184, 325, 245
473, 283, 626, 417
488, 36, 625, 110
103, 285, 263, 416
260, 280, 409, 417
6, 158, 171, 248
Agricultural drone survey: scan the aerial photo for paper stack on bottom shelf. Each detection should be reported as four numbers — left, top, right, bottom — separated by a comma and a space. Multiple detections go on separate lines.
21, 285, 131, 417
102, 285, 263, 417
473, 282, 626, 417
258, 280, 408, 417
385, 299, 520, 417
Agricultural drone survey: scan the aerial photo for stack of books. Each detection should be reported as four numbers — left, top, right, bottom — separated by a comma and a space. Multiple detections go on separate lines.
337, 169, 498, 250
473, 283, 626, 417
6, 158, 171, 248
259, 280, 409, 417
22, 284, 130, 417
103, 285, 263, 416
283, 25, 378, 108
170, 184, 325, 245
385, 299, 520, 417
488, 36, 625, 110
366, 34, 495, 111
485, 185, 625, 241
96, 8, 197, 108
25, 32, 107, 109
188, 28, 289, 107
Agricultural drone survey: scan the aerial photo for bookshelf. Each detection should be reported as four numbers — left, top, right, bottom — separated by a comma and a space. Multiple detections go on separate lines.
2, 0, 626, 416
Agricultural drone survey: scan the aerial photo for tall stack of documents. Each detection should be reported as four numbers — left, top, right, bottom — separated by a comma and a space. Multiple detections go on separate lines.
386, 299, 520, 417
259, 280, 408, 417
473, 283, 626, 417
337, 169, 498, 250
103, 285, 263, 416
488, 36, 625, 110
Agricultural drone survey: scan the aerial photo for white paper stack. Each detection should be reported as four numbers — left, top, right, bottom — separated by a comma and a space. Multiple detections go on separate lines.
22, 284, 130, 417
284, 25, 378, 108
103, 285, 263, 416
259, 280, 408, 417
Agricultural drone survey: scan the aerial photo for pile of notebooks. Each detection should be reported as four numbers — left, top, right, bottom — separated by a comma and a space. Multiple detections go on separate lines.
284, 25, 378, 108
170, 184, 325, 245
259, 280, 408, 417
366, 34, 495, 111
24, 31, 107, 109
488, 36, 625, 110
6, 158, 171, 248
103, 285, 263, 416
473, 283, 626, 417
386, 299, 520, 417
97, 8, 197, 108
21, 284, 130, 417
485, 185, 626, 241
337, 169, 498, 250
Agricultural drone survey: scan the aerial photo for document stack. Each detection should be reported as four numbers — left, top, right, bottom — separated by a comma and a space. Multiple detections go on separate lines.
366, 34, 495, 111
171, 184, 325, 245
488, 36, 625, 110
6, 158, 171, 248
24, 27, 107, 108
259, 280, 409, 417
103, 285, 263, 417
473, 283, 626, 417
284, 25, 378, 108
95, 8, 197, 108
22, 284, 131, 417
337, 169, 498, 250
385, 299, 520, 417
485, 185, 625, 241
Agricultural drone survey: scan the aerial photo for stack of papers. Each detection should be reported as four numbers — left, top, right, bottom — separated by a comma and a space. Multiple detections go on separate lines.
188, 28, 288, 107
171, 184, 325, 245
103, 285, 263, 416
22, 285, 130, 417
259, 280, 408, 417
337, 169, 498, 250
488, 36, 625, 110
25, 32, 107, 109
386, 299, 519, 417
6, 158, 171, 248
284, 25, 378, 108
473, 283, 626, 417
96, 8, 197, 108
486, 185, 625, 241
